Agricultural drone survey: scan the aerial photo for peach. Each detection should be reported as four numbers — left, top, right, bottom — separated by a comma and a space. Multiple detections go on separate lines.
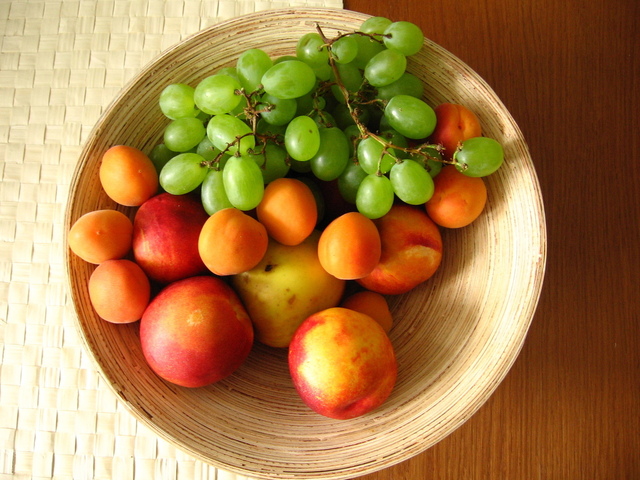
140, 275, 254, 388
429, 103, 482, 159
132, 193, 208, 284
357, 204, 443, 295
288, 307, 397, 420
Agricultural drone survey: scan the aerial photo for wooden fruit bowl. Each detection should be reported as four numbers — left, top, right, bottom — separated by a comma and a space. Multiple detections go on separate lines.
64, 8, 547, 479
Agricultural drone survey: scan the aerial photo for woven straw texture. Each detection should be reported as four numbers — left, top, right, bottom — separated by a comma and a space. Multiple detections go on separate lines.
0, 1, 343, 480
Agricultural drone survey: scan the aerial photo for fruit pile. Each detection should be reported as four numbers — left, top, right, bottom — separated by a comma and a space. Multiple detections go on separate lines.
68, 16, 504, 420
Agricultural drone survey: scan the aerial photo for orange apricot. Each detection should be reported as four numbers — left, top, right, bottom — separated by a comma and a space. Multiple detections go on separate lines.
88, 259, 151, 324
256, 177, 317, 246
68, 209, 133, 264
341, 290, 393, 333
99, 145, 159, 206
318, 211, 381, 280
425, 165, 487, 228
198, 207, 269, 276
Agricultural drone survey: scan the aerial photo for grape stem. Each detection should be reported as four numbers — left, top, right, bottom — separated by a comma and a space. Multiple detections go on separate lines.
315, 23, 451, 175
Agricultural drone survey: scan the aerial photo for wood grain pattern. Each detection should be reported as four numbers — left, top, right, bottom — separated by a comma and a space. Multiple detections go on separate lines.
343, 0, 640, 478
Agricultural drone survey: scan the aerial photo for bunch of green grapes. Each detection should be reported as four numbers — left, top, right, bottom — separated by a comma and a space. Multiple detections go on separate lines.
149, 16, 504, 219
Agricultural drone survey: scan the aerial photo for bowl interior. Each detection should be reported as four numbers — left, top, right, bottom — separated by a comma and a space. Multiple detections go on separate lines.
64, 8, 546, 480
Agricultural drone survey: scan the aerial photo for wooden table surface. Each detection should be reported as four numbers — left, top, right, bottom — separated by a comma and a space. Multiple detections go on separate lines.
343, 0, 640, 479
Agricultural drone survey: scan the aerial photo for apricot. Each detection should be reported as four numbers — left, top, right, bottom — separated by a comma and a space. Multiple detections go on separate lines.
425, 165, 487, 228
99, 145, 159, 206
198, 208, 269, 276
68, 209, 133, 264
256, 177, 317, 246
341, 290, 393, 333
429, 103, 482, 159
318, 211, 381, 280
88, 259, 151, 324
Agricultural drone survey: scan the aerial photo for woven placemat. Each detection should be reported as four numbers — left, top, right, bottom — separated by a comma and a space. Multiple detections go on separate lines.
0, 1, 343, 478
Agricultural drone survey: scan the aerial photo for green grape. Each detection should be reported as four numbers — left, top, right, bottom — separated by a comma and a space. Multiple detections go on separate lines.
343, 124, 362, 157
380, 129, 409, 158
313, 95, 327, 111
384, 94, 436, 139
163, 116, 206, 152
360, 16, 393, 38
378, 113, 392, 131
364, 48, 407, 87
376, 72, 424, 101
289, 158, 312, 173
310, 127, 350, 181
311, 110, 337, 128
417, 147, 444, 178
357, 136, 397, 175
350, 34, 386, 70
247, 143, 290, 183
196, 110, 212, 123
338, 161, 368, 204
149, 143, 178, 174
296, 32, 329, 66
296, 93, 315, 116
274, 55, 298, 64
159, 152, 208, 195
256, 118, 286, 138
261, 60, 317, 100
330, 62, 363, 104
284, 115, 321, 161
236, 48, 273, 93
426, 157, 443, 177
454, 137, 504, 177
229, 96, 248, 119
258, 92, 297, 126
329, 103, 353, 129
312, 62, 333, 81
356, 174, 395, 219
193, 74, 243, 115
331, 35, 358, 64
196, 136, 222, 162
159, 84, 200, 120
331, 102, 370, 130
217, 67, 239, 79
206, 114, 255, 156
390, 159, 435, 204
222, 156, 265, 211
383, 21, 425, 56
201, 168, 233, 215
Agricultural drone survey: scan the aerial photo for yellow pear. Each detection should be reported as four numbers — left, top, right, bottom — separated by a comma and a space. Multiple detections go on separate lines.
231, 230, 345, 348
